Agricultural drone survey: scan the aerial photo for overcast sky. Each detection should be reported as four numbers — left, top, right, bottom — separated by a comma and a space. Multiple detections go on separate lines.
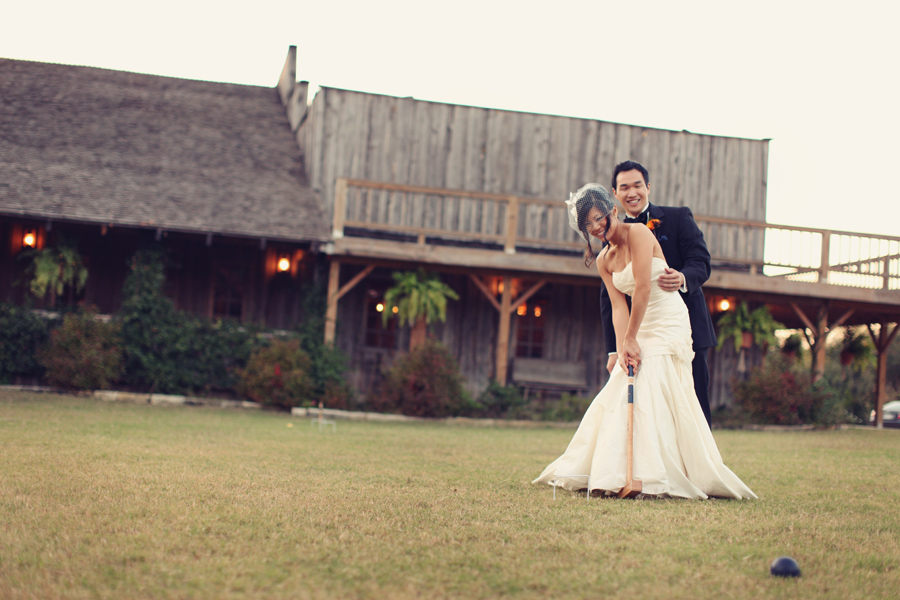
4, 0, 898, 238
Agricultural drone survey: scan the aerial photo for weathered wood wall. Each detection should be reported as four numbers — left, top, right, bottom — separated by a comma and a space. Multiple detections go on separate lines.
0, 218, 316, 330
276, 50, 771, 406
294, 86, 769, 260
331, 265, 608, 397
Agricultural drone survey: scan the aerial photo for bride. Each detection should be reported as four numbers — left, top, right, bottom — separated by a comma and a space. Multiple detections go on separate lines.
533, 184, 756, 500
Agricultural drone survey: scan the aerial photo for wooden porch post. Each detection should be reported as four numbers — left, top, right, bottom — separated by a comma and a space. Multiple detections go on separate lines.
867, 322, 899, 429
324, 260, 341, 346
496, 277, 513, 385
324, 262, 376, 347
813, 307, 829, 382
791, 302, 854, 382
470, 275, 547, 386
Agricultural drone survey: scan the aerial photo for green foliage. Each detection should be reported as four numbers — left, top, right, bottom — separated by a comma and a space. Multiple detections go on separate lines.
235, 338, 313, 409
780, 332, 805, 360
732, 353, 842, 425
190, 318, 260, 394
539, 393, 593, 422
370, 339, 473, 418
839, 326, 874, 371
382, 268, 459, 328
117, 248, 259, 394
117, 249, 199, 393
473, 380, 527, 418
296, 285, 353, 409
19, 243, 88, 303
716, 301, 784, 352
0, 303, 53, 383
500, 390, 593, 422
36, 307, 123, 390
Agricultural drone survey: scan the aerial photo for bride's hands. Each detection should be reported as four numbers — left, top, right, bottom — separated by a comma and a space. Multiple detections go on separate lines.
619, 338, 641, 374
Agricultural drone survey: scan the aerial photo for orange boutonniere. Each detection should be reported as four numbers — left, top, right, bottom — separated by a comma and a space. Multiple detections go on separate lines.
647, 218, 662, 231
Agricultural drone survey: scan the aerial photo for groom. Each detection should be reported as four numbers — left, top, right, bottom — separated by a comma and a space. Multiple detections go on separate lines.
600, 160, 717, 426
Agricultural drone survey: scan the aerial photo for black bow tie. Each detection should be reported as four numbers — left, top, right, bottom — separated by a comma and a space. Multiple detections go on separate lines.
624, 212, 649, 225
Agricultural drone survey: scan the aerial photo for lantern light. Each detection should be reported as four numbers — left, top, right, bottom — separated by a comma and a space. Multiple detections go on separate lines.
376, 303, 384, 313
22, 230, 36, 248
718, 298, 731, 312
277, 257, 291, 272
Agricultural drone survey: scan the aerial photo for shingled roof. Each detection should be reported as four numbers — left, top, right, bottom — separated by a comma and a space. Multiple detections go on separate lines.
0, 58, 330, 243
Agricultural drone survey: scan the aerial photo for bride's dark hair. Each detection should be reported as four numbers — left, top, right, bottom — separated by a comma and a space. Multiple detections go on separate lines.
572, 184, 615, 267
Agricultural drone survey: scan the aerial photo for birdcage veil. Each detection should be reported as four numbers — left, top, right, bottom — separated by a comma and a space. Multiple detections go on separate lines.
565, 183, 615, 242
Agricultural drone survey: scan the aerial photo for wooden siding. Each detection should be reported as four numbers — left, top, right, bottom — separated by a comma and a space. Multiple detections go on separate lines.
331, 266, 609, 397
294, 87, 769, 263
0, 218, 317, 330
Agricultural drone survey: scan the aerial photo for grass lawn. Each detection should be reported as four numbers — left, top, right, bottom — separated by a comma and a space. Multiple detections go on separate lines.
1, 390, 899, 599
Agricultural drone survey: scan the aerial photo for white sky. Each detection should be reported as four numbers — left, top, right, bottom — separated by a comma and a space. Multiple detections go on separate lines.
3, 0, 899, 237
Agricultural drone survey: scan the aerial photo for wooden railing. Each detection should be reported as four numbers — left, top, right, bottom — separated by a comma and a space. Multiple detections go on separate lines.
333, 178, 900, 292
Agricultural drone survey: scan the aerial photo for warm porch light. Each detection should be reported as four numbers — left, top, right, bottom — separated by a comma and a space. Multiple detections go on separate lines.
392, 306, 398, 314
376, 303, 384, 313
22, 230, 36, 248
718, 298, 731, 312
277, 257, 291, 272
517, 303, 527, 316
534, 306, 542, 318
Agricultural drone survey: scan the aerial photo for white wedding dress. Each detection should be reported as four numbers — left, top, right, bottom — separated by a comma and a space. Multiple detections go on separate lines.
533, 257, 756, 500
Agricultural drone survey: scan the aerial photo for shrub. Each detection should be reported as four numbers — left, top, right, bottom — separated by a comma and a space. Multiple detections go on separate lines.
296, 285, 353, 409
190, 318, 260, 394
541, 393, 592, 422
235, 339, 313, 409
36, 307, 123, 390
116, 248, 262, 395
117, 249, 200, 393
0, 303, 52, 383
474, 380, 526, 418
371, 339, 472, 418
732, 354, 840, 425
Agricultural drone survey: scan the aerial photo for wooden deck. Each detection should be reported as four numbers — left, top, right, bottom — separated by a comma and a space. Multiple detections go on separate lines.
329, 178, 900, 328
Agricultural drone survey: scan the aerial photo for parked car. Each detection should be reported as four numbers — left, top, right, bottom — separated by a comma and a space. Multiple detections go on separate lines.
870, 401, 900, 428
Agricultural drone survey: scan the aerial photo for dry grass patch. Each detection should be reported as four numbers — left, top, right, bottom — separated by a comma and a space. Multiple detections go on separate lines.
1, 390, 899, 599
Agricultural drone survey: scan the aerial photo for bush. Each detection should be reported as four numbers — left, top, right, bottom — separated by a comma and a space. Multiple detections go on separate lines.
117, 248, 260, 395
190, 318, 260, 394
370, 339, 472, 418
473, 380, 526, 418
0, 303, 52, 383
36, 307, 123, 390
117, 249, 199, 393
732, 354, 840, 425
540, 393, 592, 422
296, 285, 353, 409
235, 339, 313, 409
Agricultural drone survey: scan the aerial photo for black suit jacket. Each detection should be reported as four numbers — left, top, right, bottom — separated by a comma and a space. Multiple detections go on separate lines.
600, 203, 717, 353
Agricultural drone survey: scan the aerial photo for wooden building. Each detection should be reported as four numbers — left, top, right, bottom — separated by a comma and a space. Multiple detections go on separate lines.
3, 48, 898, 417
275, 47, 775, 403
0, 58, 330, 329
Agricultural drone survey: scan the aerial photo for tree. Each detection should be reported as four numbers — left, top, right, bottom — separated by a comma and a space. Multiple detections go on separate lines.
383, 269, 459, 351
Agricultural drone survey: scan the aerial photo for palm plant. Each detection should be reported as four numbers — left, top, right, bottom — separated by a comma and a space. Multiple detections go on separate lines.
383, 269, 459, 351
716, 301, 784, 353
20, 243, 88, 308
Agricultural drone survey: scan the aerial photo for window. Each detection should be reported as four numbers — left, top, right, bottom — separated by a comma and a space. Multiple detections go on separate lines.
212, 264, 247, 319
364, 288, 398, 349
515, 298, 546, 358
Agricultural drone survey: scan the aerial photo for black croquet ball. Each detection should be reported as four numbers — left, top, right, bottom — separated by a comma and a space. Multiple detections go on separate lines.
770, 556, 801, 578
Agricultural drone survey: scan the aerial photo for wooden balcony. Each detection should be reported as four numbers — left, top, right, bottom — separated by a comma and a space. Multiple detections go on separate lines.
329, 178, 900, 324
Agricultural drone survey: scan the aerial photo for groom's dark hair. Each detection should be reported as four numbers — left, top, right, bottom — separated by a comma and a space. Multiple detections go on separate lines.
611, 160, 650, 190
